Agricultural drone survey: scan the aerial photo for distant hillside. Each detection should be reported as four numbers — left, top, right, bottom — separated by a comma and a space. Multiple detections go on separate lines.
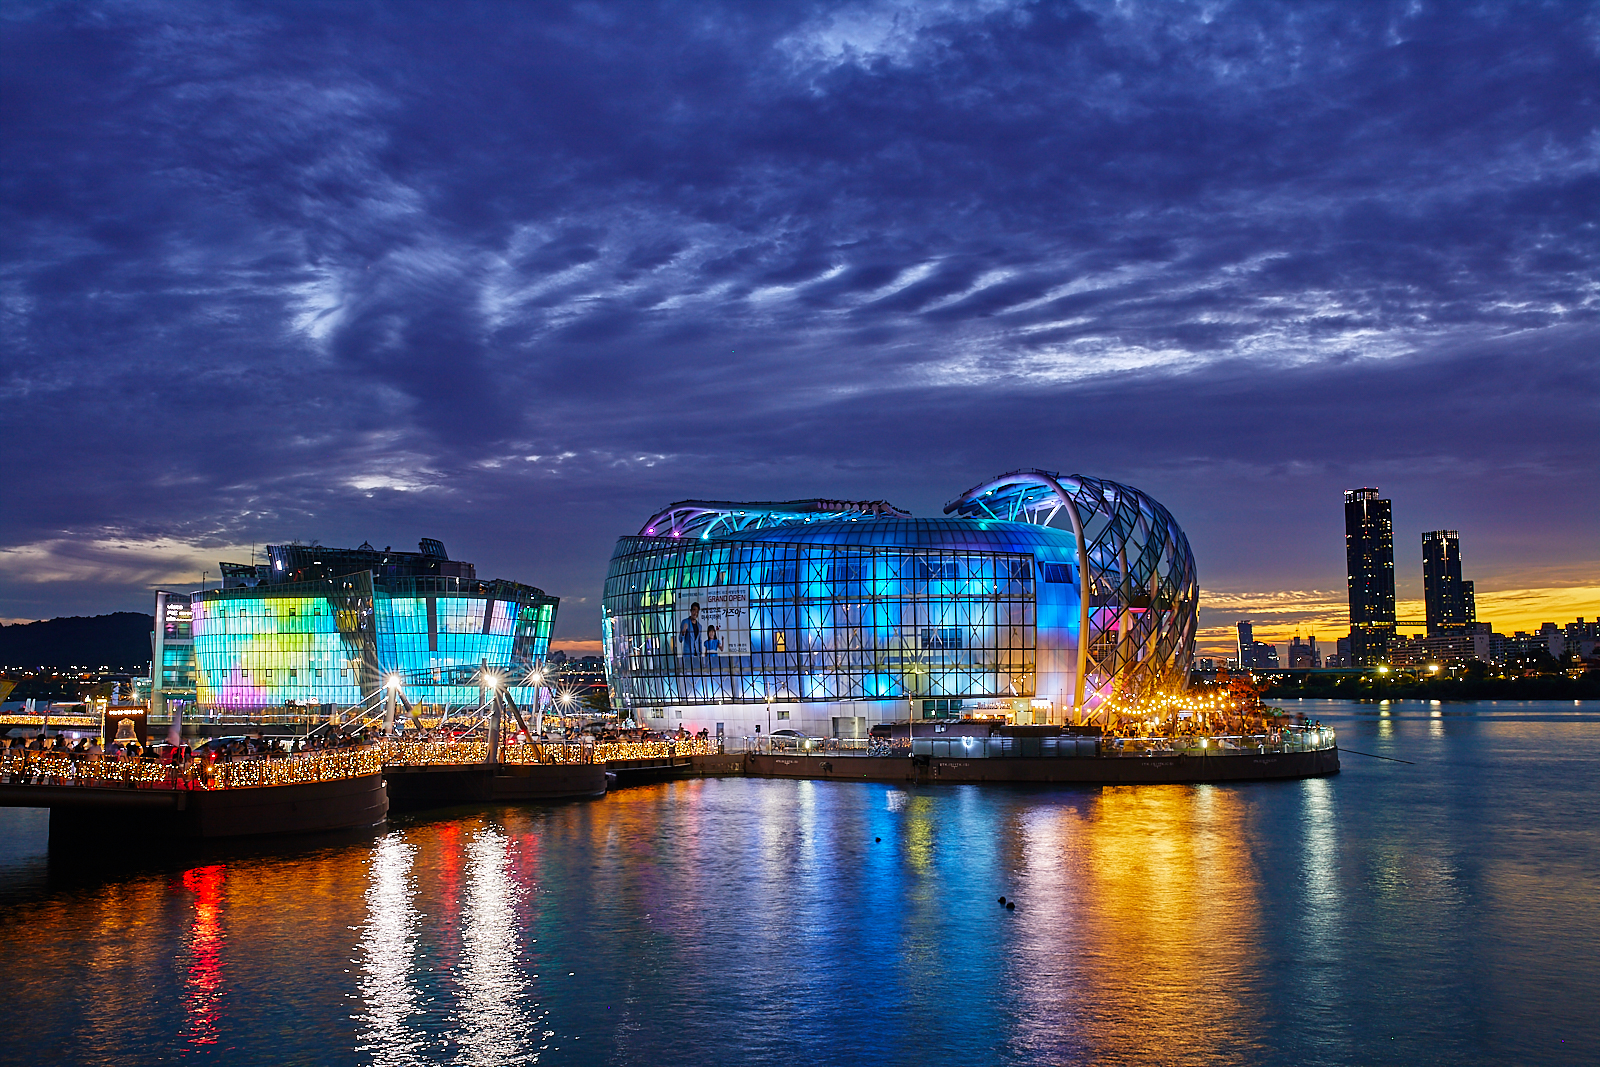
0, 613, 153, 670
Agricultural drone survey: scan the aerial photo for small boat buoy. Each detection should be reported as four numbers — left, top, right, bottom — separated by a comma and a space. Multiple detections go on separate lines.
1006, 901, 1015, 910
875, 836, 881, 842
998, 896, 1006, 905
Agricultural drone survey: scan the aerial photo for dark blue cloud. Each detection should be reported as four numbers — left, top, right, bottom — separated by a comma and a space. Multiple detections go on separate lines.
2, 0, 1595, 639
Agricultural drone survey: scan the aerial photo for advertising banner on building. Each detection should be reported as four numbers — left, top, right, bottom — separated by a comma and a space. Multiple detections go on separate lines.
675, 587, 750, 658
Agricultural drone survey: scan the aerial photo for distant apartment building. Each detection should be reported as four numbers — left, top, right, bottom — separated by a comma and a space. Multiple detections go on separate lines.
1345, 488, 1396, 666
1421, 530, 1476, 634
1341, 610, 1595, 672
1558, 619, 1599, 658
1324, 635, 1353, 669
1493, 625, 1567, 669
1235, 621, 1281, 670
1288, 635, 1321, 669
1390, 626, 1493, 668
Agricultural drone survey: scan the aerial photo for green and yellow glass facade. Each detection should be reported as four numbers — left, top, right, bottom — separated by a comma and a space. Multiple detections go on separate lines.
188, 572, 556, 711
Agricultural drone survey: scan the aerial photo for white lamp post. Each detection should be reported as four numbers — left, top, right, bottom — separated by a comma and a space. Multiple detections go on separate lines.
530, 668, 545, 737
383, 674, 401, 736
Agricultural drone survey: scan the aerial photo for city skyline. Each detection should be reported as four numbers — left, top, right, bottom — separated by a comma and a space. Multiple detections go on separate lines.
7, 494, 1592, 664
3, 2, 1596, 662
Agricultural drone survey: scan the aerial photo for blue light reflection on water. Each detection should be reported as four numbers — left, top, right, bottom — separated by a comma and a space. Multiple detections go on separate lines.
0, 700, 1596, 1066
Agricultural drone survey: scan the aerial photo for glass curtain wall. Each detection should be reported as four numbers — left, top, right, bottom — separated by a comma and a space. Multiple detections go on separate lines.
604, 538, 1037, 712
192, 573, 376, 709
191, 574, 556, 711
374, 577, 556, 707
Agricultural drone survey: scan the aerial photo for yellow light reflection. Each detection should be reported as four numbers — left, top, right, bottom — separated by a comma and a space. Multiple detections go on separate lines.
1008, 785, 1269, 1063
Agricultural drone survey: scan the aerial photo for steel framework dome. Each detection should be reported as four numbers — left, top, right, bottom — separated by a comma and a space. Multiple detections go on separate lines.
946, 468, 1198, 709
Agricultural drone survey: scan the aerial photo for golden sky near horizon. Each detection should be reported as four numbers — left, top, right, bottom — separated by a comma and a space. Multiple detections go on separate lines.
1194, 581, 1600, 658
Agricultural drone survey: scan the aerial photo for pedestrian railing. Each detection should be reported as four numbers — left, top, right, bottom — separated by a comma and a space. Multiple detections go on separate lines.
0, 747, 383, 790
741, 724, 1336, 760
379, 740, 592, 766
378, 737, 719, 768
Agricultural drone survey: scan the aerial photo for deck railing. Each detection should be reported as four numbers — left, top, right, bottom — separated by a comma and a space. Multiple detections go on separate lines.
378, 737, 719, 767
1, 737, 724, 790
743, 724, 1337, 759
0, 748, 383, 790
596, 738, 716, 762
378, 740, 591, 766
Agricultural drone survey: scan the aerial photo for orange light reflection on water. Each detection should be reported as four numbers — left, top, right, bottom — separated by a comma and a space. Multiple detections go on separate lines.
1005, 785, 1272, 1065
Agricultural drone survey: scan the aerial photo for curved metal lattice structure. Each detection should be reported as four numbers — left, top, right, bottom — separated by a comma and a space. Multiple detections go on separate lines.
640, 498, 911, 539
946, 468, 1197, 709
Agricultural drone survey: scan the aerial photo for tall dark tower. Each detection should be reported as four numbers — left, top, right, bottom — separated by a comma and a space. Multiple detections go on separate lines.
1422, 530, 1474, 633
1345, 488, 1396, 666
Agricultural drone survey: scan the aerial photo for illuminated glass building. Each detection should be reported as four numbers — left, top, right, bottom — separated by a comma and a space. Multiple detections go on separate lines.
151, 590, 197, 720
1344, 488, 1396, 666
602, 469, 1198, 738
1421, 530, 1475, 634
153, 540, 557, 716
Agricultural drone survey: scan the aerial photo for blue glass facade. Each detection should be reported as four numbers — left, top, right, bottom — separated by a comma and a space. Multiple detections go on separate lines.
604, 472, 1197, 735
606, 520, 1053, 705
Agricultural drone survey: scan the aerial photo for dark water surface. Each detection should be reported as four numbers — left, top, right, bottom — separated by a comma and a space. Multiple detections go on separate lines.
1, 700, 1596, 1066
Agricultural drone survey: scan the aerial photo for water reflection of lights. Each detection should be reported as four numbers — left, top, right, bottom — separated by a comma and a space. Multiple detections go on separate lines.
453, 829, 538, 1065
181, 865, 227, 1050
904, 794, 936, 873
357, 836, 429, 1066
1009, 787, 1269, 1063
1295, 776, 1345, 1032
1300, 778, 1341, 921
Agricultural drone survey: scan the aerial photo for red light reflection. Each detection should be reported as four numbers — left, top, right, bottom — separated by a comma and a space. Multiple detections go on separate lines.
181, 864, 227, 1048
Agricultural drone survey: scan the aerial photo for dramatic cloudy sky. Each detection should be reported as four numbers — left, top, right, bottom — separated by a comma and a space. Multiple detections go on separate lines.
3, 0, 1596, 655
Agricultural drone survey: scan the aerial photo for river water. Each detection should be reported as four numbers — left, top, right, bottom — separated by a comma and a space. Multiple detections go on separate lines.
1, 699, 1595, 1066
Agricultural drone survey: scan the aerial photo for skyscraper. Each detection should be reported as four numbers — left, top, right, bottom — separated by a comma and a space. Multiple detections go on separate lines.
1422, 530, 1475, 633
1345, 488, 1396, 666
1235, 619, 1280, 670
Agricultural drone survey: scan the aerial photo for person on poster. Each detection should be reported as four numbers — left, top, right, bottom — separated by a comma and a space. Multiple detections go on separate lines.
704, 625, 720, 661
679, 601, 702, 657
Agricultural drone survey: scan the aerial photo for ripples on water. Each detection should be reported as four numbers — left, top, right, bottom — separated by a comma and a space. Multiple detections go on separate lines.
0, 701, 1595, 1066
